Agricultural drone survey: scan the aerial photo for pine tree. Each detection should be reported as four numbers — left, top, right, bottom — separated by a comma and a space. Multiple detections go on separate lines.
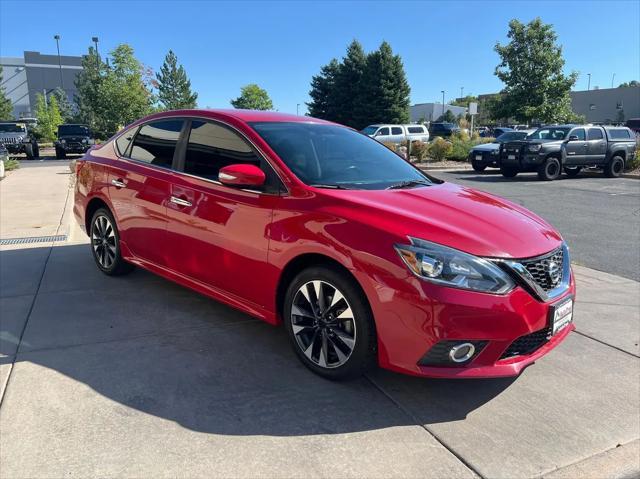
74, 46, 106, 134
156, 50, 198, 110
307, 59, 340, 120
0, 66, 13, 120
333, 40, 367, 127
51, 87, 74, 122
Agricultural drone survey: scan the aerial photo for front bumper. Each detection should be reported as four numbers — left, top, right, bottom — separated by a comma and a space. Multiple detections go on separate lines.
364, 265, 576, 378
58, 143, 91, 153
2, 143, 24, 154
469, 150, 499, 167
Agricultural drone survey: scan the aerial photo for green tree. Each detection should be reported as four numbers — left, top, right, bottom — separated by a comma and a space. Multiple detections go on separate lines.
0, 66, 13, 120
156, 50, 198, 110
307, 58, 341, 120
359, 41, 411, 128
334, 40, 368, 127
230, 83, 273, 110
34, 93, 63, 141
450, 95, 478, 108
74, 46, 107, 134
493, 18, 580, 124
618, 80, 639, 88
51, 88, 74, 122
435, 110, 457, 123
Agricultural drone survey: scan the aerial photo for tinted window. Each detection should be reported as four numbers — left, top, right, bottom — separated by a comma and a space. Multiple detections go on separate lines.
571, 129, 586, 140
378, 127, 390, 135
391, 127, 403, 135
587, 128, 603, 140
184, 120, 260, 181
609, 129, 631, 139
0, 123, 26, 133
496, 132, 527, 142
407, 126, 425, 134
251, 122, 431, 190
59, 125, 91, 136
361, 126, 378, 135
529, 127, 570, 140
129, 120, 183, 167
115, 126, 138, 156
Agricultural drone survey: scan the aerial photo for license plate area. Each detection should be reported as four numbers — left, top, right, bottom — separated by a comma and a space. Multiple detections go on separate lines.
550, 296, 573, 335
508, 154, 516, 160
475, 155, 482, 161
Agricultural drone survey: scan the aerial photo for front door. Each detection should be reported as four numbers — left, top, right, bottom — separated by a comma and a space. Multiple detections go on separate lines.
374, 127, 390, 143
165, 119, 281, 309
564, 128, 587, 165
107, 119, 184, 266
587, 127, 607, 164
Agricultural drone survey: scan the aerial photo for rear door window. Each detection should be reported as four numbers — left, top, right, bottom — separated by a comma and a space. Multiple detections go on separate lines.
587, 128, 604, 140
129, 120, 184, 168
391, 127, 403, 135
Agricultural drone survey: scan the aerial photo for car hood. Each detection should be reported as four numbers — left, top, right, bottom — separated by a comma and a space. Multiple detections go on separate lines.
471, 142, 499, 152
325, 182, 562, 259
0, 133, 25, 139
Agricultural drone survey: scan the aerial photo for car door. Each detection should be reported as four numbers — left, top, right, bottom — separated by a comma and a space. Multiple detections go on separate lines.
389, 126, 404, 143
587, 127, 607, 164
374, 127, 390, 143
165, 118, 282, 309
564, 128, 587, 165
107, 119, 184, 267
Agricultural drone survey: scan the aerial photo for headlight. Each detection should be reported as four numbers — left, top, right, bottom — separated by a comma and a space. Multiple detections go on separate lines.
395, 238, 515, 294
528, 144, 542, 152
82, 138, 88, 144
61, 139, 66, 144
490, 149, 499, 156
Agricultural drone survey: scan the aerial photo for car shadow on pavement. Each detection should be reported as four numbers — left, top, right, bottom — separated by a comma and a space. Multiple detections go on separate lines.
1, 244, 517, 436
448, 170, 608, 184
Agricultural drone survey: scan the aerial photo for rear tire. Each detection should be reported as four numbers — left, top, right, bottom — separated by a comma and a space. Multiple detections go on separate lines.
604, 156, 624, 178
564, 166, 581, 178
472, 160, 487, 172
283, 265, 377, 380
537, 157, 561, 181
90, 208, 134, 276
501, 167, 518, 178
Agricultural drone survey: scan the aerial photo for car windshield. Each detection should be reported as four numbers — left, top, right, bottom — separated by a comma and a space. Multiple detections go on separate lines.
58, 125, 90, 136
496, 131, 528, 142
528, 127, 571, 140
0, 124, 27, 133
361, 126, 378, 135
250, 122, 431, 190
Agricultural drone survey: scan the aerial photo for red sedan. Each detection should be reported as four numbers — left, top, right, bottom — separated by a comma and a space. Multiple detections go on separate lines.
74, 110, 575, 379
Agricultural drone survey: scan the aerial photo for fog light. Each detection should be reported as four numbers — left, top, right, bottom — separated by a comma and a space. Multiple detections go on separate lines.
449, 343, 476, 363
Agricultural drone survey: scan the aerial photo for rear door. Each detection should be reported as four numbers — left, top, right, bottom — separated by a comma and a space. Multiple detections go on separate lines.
564, 128, 587, 165
389, 126, 404, 143
587, 127, 607, 164
108, 119, 184, 267
165, 118, 281, 308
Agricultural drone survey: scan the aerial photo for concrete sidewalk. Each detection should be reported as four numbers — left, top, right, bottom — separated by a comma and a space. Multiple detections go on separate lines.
0, 163, 638, 478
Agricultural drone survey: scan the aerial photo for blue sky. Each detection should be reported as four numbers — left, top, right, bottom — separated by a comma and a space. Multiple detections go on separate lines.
1, 0, 638, 114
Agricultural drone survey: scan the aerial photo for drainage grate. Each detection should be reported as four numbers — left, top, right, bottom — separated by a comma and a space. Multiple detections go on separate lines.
0, 234, 67, 245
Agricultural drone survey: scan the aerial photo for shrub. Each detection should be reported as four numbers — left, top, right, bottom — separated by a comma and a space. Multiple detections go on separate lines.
3, 158, 19, 171
410, 140, 429, 162
382, 142, 397, 152
428, 137, 452, 161
625, 146, 640, 171
448, 137, 475, 161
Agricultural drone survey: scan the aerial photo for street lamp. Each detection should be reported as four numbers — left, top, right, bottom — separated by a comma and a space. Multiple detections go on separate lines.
92, 36, 99, 69
460, 86, 464, 100
611, 73, 616, 88
441, 90, 445, 119
54, 34, 63, 90
296, 103, 300, 116
587, 73, 591, 91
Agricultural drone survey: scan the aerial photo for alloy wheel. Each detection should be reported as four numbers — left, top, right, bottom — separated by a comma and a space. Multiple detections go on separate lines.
290, 280, 356, 369
92, 215, 117, 269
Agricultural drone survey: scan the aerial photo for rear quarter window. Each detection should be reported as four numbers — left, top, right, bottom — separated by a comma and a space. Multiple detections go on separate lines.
407, 126, 425, 134
608, 129, 631, 139
115, 126, 138, 156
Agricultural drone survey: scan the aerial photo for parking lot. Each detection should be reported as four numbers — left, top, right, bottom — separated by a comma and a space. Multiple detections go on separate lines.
1, 161, 639, 478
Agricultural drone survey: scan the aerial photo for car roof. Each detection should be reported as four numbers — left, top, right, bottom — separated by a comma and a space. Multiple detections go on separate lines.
152, 109, 335, 125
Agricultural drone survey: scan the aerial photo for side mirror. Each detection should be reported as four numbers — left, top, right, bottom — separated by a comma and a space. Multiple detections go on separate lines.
219, 164, 266, 188
568, 135, 579, 141
374, 131, 381, 137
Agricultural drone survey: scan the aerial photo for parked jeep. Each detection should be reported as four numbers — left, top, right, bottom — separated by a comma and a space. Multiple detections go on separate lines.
55, 124, 95, 159
499, 124, 637, 180
0, 122, 40, 159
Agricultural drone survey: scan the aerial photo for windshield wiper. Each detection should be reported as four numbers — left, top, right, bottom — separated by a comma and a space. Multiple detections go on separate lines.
386, 180, 431, 190
310, 183, 349, 189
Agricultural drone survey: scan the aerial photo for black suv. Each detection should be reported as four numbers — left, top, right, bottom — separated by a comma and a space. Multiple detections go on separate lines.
55, 124, 94, 159
428, 122, 459, 139
500, 124, 637, 181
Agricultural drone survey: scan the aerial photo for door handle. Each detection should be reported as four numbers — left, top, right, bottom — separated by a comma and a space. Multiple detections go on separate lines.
111, 179, 126, 188
170, 196, 192, 207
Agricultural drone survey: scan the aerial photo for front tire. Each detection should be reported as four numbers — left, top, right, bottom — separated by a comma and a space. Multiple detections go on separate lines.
90, 208, 134, 276
25, 143, 38, 160
501, 166, 518, 178
538, 157, 561, 181
472, 160, 487, 172
55, 147, 66, 159
604, 155, 624, 178
284, 266, 376, 380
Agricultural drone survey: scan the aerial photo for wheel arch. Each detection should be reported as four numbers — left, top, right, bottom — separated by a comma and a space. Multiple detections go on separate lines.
85, 197, 111, 233
610, 150, 626, 161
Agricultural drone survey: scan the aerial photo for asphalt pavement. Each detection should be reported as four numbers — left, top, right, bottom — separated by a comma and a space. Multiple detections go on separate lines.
431, 170, 640, 281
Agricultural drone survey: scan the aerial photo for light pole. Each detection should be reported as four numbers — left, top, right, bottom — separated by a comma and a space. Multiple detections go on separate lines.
54, 35, 64, 90
460, 86, 464, 100
296, 103, 300, 116
611, 73, 616, 88
441, 90, 445, 119
92, 36, 99, 69
587, 73, 591, 91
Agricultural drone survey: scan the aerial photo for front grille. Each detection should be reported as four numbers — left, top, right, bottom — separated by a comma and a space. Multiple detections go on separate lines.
500, 327, 551, 359
521, 247, 564, 292
0, 137, 21, 145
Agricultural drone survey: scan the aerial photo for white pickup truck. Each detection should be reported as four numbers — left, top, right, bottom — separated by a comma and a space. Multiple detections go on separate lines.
362, 124, 430, 144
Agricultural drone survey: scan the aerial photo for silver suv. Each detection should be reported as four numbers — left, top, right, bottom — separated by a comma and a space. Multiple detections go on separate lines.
0, 122, 40, 159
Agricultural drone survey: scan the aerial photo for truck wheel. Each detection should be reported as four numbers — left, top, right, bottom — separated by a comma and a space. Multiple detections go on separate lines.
33, 143, 40, 158
501, 167, 518, 178
604, 156, 624, 178
55, 147, 66, 159
564, 166, 581, 178
25, 143, 35, 160
472, 160, 486, 172
537, 157, 561, 181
